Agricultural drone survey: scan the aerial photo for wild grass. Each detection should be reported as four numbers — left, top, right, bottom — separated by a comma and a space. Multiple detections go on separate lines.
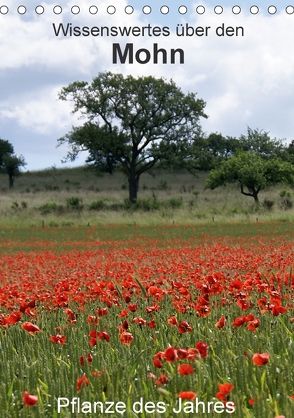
0, 237, 293, 417
0, 167, 294, 227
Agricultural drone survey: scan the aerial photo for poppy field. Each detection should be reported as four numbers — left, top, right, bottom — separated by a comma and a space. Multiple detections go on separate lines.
0, 225, 293, 417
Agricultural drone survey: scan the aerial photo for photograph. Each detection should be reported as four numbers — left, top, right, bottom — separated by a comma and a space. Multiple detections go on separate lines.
0, 1, 293, 417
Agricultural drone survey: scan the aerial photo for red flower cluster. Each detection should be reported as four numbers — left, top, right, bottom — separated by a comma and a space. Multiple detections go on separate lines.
0, 236, 292, 411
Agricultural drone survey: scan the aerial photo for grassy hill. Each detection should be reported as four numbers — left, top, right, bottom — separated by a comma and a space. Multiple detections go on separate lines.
0, 166, 293, 226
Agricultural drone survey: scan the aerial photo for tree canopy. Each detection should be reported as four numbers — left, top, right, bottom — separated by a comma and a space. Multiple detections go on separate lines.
186, 128, 286, 172
0, 139, 26, 188
207, 151, 294, 203
59, 72, 207, 202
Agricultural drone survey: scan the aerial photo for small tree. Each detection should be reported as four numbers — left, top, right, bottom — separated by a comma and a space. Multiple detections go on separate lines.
0, 139, 14, 165
59, 72, 207, 203
2, 154, 26, 189
207, 152, 294, 203
0, 138, 26, 188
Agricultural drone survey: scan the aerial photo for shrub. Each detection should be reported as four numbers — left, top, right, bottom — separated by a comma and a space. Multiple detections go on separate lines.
11, 201, 19, 210
263, 199, 274, 211
66, 197, 83, 211
165, 197, 183, 209
88, 200, 106, 211
124, 197, 160, 211
39, 202, 64, 215
279, 190, 293, 210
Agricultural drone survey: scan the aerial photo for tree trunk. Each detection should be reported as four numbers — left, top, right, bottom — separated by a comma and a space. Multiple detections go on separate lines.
252, 191, 259, 204
240, 184, 260, 204
8, 174, 14, 189
128, 173, 139, 203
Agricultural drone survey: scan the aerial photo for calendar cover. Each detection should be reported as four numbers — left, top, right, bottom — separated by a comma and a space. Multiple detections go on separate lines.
0, 2, 293, 418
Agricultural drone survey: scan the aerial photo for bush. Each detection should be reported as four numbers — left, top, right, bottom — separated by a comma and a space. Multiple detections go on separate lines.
11, 201, 19, 210
88, 200, 106, 211
66, 197, 83, 211
279, 190, 293, 210
263, 199, 274, 211
165, 197, 183, 209
124, 197, 160, 211
11, 201, 28, 210
39, 202, 64, 215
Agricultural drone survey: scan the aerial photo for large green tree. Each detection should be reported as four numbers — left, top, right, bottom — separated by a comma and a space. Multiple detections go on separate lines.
59, 72, 207, 203
207, 152, 294, 203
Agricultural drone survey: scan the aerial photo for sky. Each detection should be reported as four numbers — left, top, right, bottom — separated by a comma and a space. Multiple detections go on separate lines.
0, 1, 294, 170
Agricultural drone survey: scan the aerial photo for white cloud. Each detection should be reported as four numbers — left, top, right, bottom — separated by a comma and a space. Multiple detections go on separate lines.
1, 3, 294, 168
0, 86, 78, 134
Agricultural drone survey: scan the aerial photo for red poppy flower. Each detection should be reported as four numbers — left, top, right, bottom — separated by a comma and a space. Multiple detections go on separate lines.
178, 320, 192, 334
147, 286, 163, 298
133, 317, 147, 326
146, 304, 159, 313
119, 331, 134, 345
178, 363, 194, 375
76, 373, 90, 391
216, 382, 234, 401
195, 341, 209, 358
252, 353, 270, 366
5, 311, 22, 325
155, 374, 169, 385
118, 309, 129, 318
153, 352, 164, 368
24, 307, 36, 317
232, 316, 246, 327
128, 303, 138, 312
177, 349, 189, 360
97, 308, 108, 316
97, 331, 110, 342
64, 308, 76, 323
50, 334, 66, 344
164, 347, 177, 362
167, 316, 178, 326
80, 352, 93, 366
247, 319, 260, 332
248, 398, 255, 406
178, 391, 197, 400
271, 305, 287, 316
22, 391, 38, 406
87, 315, 98, 325
91, 370, 103, 378
218, 383, 234, 394
215, 315, 226, 329
21, 322, 41, 334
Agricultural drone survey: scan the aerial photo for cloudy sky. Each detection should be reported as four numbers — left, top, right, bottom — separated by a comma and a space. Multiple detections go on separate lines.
0, 0, 294, 170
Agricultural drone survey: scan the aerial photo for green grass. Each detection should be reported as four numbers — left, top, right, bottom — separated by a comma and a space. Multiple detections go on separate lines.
0, 167, 293, 417
1, 302, 293, 417
0, 222, 294, 253
0, 166, 294, 226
